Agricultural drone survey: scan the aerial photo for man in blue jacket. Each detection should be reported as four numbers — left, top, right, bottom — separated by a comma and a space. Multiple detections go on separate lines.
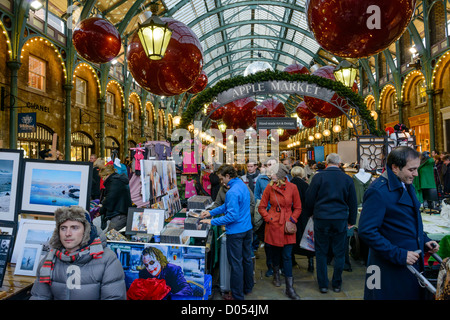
358, 146, 439, 299
200, 164, 253, 300
304, 153, 358, 294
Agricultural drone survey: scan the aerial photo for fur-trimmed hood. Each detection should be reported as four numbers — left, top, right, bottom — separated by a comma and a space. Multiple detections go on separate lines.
49, 205, 94, 250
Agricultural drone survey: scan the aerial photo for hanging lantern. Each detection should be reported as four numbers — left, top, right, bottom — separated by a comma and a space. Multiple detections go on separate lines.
314, 132, 322, 140
323, 129, 331, 137
218, 122, 227, 133
72, 16, 121, 64
333, 60, 358, 88
137, 5, 172, 60
127, 17, 204, 96
332, 124, 342, 133
308, 135, 314, 141
370, 110, 378, 120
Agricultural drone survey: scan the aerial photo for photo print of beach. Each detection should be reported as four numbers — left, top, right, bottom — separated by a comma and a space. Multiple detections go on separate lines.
29, 169, 81, 206
0, 159, 14, 214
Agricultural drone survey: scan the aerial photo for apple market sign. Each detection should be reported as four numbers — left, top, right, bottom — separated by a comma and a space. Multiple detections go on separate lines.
217, 80, 335, 105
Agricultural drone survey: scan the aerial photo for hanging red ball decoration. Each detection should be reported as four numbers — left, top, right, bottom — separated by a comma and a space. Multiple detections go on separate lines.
302, 118, 317, 128
296, 101, 315, 121
259, 98, 286, 117
188, 70, 208, 94
306, 0, 416, 58
72, 17, 122, 64
303, 66, 348, 119
127, 18, 204, 96
279, 130, 291, 142
283, 63, 310, 75
206, 102, 224, 121
222, 97, 257, 129
286, 127, 299, 136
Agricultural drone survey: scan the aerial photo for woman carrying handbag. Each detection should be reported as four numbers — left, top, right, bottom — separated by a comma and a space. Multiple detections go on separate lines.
258, 163, 302, 300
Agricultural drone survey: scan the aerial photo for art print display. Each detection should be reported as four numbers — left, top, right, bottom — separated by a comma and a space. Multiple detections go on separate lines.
0, 149, 23, 224
126, 208, 165, 236
20, 159, 92, 215
14, 243, 42, 276
140, 160, 177, 202
0, 234, 12, 287
107, 241, 209, 300
11, 219, 55, 264
162, 189, 182, 219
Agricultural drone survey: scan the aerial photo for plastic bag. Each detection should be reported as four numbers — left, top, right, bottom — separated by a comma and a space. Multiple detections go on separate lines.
299, 217, 315, 252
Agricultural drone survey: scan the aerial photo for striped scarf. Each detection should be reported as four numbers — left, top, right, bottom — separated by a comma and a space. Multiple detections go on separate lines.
38, 237, 104, 285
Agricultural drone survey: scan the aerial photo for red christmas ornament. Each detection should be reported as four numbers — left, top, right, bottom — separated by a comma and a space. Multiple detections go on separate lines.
188, 70, 208, 94
279, 130, 291, 142
222, 97, 257, 129
72, 17, 122, 64
259, 98, 286, 117
302, 118, 317, 128
206, 102, 224, 121
127, 18, 204, 96
286, 127, 299, 136
304, 66, 348, 119
283, 63, 310, 75
306, 0, 416, 58
296, 101, 315, 121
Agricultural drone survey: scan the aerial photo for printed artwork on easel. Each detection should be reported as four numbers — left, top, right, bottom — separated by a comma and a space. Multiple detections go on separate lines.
140, 160, 177, 202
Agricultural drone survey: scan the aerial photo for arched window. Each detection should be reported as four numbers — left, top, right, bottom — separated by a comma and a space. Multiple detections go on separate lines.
105, 136, 120, 160
17, 123, 53, 158
71, 131, 94, 161
416, 79, 427, 105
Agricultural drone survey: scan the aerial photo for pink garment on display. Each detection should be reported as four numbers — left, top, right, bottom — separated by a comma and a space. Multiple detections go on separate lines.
183, 151, 197, 174
202, 172, 211, 195
134, 151, 144, 171
184, 179, 197, 199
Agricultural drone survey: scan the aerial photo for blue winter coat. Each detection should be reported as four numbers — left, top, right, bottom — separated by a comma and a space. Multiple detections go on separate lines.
210, 177, 252, 235
358, 166, 432, 300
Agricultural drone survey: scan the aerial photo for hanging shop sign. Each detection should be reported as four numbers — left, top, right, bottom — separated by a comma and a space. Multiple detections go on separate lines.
18, 112, 36, 133
256, 117, 298, 130
217, 81, 335, 105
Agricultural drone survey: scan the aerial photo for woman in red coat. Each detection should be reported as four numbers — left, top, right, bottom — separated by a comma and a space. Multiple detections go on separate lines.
258, 163, 302, 300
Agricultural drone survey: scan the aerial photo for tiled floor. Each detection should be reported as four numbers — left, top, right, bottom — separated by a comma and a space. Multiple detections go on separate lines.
211, 245, 367, 300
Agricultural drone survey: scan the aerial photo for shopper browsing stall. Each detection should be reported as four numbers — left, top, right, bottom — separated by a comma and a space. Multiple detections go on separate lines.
258, 163, 302, 300
358, 146, 440, 300
30, 206, 126, 300
200, 164, 253, 300
98, 163, 132, 231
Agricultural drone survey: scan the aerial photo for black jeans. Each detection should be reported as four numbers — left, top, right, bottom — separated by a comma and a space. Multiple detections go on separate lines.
314, 219, 347, 289
226, 229, 254, 300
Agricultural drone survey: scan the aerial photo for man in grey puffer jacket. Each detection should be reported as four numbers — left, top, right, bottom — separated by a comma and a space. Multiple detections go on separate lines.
30, 205, 126, 300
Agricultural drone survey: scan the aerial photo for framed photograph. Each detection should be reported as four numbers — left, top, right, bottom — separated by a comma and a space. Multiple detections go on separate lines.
14, 243, 42, 276
0, 149, 24, 225
107, 241, 209, 300
0, 234, 13, 287
11, 219, 55, 264
20, 159, 92, 215
126, 208, 165, 236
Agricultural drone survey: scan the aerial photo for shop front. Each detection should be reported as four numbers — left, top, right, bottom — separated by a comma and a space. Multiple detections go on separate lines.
409, 113, 430, 152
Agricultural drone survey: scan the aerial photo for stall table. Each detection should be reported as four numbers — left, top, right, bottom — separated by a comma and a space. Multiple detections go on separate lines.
0, 264, 35, 300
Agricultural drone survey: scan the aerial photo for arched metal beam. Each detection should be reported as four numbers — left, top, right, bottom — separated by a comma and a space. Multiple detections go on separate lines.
204, 46, 309, 71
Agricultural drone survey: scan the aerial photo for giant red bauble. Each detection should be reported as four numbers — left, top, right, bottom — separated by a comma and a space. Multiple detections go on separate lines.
72, 17, 121, 64
206, 102, 224, 121
296, 101, 315, 121
188, 70, 208, 94
304, 66, 348, 118
127, 18, 204, 96
302, 118, 317, 128
306, 0, 416, 58
222, 97, 257, 129
279, 131, 291, 142
284, 63, 310, 75
259, 98, 286, 117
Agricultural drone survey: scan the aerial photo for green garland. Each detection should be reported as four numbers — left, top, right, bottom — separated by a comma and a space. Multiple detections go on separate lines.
180, 69, 384, 136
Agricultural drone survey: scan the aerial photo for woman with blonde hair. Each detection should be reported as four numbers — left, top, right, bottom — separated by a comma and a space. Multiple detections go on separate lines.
98, 163, 132, 231
258, 163, 302, 299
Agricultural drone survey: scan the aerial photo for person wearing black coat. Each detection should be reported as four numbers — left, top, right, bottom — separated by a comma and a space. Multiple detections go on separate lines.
290, 166, 314, 272
209, 165, 221, 201
99, 164, 132, 231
